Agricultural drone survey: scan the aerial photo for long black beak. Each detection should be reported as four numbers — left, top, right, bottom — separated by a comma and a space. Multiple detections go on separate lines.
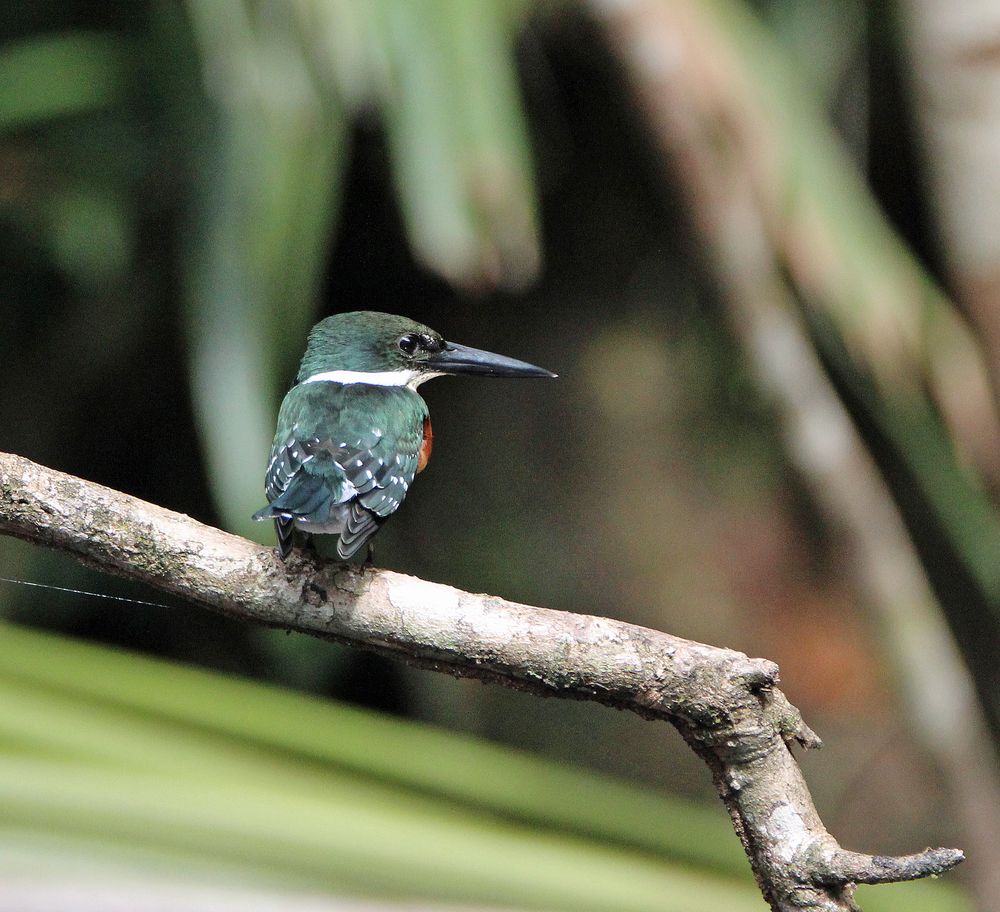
428, 341, 557, 379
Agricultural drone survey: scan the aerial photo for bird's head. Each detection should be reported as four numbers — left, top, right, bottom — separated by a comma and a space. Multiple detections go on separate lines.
297, 312, 557, 387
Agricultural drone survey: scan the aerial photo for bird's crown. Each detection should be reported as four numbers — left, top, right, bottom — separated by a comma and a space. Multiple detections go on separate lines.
297, 312, 446, 380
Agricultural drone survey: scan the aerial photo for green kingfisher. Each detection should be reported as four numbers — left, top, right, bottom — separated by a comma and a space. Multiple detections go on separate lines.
253, 311, 556, 560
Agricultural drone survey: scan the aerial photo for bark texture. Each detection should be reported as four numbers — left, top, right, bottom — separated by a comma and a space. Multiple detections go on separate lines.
0, 452, 963, 911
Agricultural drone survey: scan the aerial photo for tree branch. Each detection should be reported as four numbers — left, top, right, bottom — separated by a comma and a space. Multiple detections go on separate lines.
0, 452, 963, 910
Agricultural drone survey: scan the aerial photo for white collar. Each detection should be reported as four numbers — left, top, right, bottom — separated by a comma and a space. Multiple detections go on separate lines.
301, 369, 442, 390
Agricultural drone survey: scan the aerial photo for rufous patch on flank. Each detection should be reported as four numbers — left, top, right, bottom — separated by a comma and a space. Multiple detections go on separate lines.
417, 415, 433, 473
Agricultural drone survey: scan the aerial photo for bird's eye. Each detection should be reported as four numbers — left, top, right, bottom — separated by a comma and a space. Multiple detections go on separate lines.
398, 334, 419, 355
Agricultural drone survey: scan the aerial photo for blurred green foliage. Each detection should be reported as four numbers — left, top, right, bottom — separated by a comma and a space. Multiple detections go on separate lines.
0, 622, 968, 911
179, 0, 540, 536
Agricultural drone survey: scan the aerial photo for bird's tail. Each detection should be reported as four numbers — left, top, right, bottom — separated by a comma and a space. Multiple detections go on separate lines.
251, 506, 302, 559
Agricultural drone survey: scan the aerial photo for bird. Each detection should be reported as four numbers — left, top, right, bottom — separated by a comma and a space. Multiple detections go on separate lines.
252, 311, 556, 561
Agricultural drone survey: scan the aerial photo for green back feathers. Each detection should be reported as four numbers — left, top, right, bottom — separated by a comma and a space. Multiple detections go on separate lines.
275, 382, 428, 448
